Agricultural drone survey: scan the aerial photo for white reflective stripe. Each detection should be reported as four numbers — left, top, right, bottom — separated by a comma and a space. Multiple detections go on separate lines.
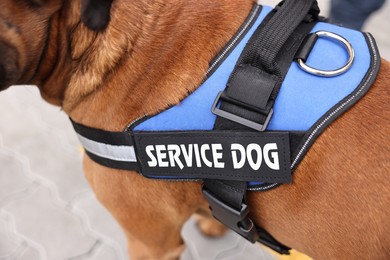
77, 134, 137, 162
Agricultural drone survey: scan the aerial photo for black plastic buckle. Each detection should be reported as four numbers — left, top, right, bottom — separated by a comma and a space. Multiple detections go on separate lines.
212, 91, 273, 132
202, 186, 259, 243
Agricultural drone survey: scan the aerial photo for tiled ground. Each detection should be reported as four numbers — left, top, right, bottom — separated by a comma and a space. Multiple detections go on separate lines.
0, 86, 275, 260
1, 1, 389, 259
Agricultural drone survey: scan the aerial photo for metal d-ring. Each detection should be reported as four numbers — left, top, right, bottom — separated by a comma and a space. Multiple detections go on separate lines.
297, 30, 355, 77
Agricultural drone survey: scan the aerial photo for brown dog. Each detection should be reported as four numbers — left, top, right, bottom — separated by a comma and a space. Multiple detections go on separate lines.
0, 0, 389, 259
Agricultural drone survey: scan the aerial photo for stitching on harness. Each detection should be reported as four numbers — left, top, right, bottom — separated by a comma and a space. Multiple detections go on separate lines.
214, 180, 242, 193
291, 33, 378, 169
249, 33, 379, 191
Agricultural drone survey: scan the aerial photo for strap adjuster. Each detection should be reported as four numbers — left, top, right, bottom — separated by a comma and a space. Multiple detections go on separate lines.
212, 91, 273, 131
202, 186, 259, 243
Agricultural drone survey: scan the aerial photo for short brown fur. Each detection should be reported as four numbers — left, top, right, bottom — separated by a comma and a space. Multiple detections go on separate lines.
0, 0, 389, 259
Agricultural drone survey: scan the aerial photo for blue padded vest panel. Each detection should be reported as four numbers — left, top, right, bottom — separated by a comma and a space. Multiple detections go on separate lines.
134, 6, 371, 132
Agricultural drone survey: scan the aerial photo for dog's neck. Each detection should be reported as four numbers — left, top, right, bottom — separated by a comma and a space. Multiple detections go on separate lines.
35, 0, 254, 131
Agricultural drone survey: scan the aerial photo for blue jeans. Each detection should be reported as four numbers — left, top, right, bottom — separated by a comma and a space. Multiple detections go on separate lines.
330, 0, 386, 30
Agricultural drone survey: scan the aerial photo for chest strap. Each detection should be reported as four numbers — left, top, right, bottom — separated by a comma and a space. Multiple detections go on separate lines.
73, 120, 292, 183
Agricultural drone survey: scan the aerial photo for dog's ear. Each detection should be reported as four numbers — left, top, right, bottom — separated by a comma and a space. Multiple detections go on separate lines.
81, 0, 113, 32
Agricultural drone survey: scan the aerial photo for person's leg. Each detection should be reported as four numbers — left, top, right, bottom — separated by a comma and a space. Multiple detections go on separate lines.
330, 0, 386, 30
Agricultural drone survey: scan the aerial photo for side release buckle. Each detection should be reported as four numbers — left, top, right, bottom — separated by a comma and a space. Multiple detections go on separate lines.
202, 186, 259, 243
212, 91, 273, 131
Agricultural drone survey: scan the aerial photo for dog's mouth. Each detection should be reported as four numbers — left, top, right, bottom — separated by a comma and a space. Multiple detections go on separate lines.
0, 40, 20, 91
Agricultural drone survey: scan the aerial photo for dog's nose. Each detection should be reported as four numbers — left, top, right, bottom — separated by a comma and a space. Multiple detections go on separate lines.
0, 64, 9, 91
0, 66, 16, 91
0, 40, 19, 91
0, 61, 15, 91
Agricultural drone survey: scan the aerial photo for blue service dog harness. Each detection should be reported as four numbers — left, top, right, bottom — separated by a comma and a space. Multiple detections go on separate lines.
71, 0, 380, 254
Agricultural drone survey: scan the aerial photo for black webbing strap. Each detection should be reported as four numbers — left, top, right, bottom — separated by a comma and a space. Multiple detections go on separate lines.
71, 119, 140, 171
213, 0, 320, 131
237, 0, 319, 75
204, 0, 319, 254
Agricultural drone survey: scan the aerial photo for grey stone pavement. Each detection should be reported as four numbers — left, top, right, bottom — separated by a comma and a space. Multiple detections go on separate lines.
0, 1, 389, 259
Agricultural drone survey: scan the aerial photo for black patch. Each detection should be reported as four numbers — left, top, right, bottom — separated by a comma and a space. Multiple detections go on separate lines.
133, 131, 291, 183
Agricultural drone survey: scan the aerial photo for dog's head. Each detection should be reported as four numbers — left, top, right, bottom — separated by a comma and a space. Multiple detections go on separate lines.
0, 0, 65, 91
0, 0, 113, 94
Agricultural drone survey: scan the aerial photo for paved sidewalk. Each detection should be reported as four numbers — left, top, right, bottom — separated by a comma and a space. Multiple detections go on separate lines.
0, 86, 276, 259
1, 1, 389, 259
0, 86, 127, 260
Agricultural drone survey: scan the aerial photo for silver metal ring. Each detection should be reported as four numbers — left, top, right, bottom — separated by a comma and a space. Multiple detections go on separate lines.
297, 30, 355, 77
